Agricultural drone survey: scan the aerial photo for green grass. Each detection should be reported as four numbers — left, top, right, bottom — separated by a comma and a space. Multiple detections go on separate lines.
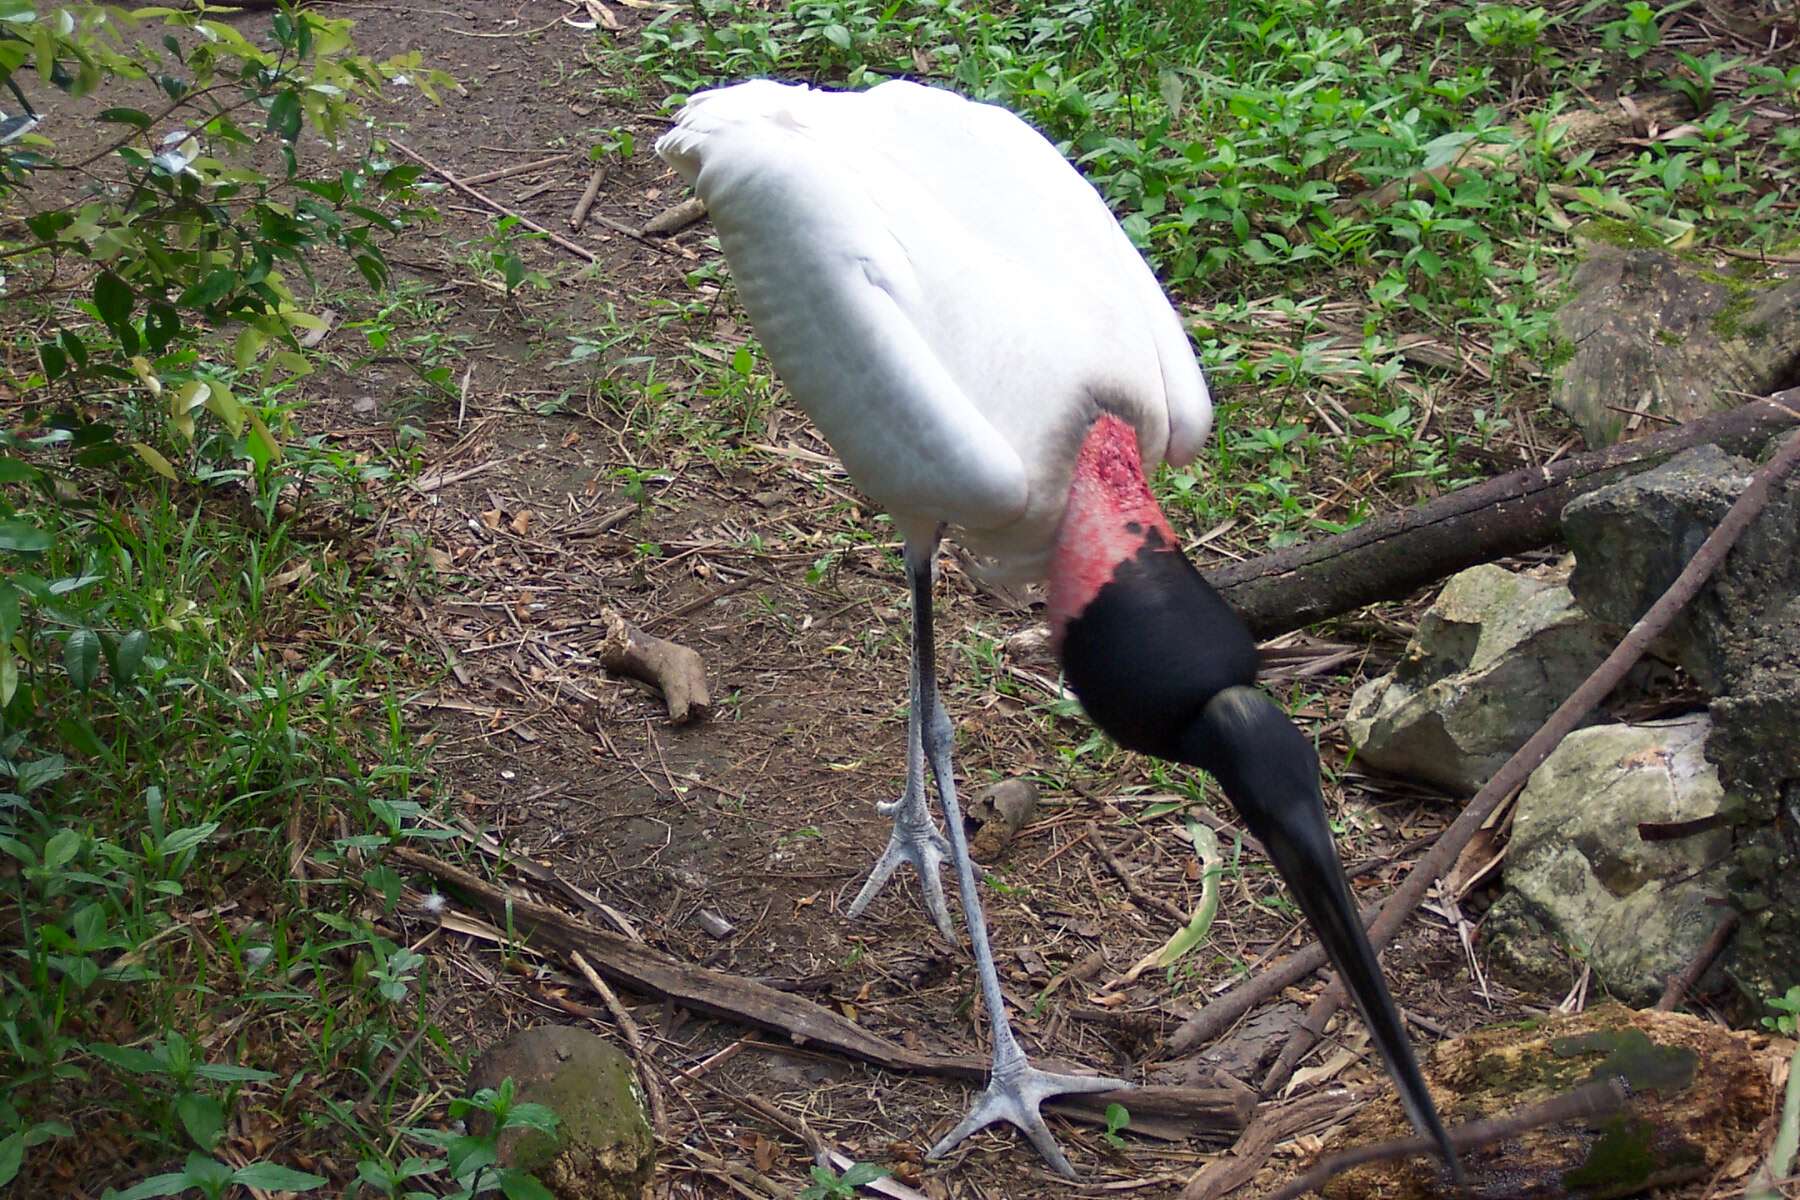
627, 0, 1798, 547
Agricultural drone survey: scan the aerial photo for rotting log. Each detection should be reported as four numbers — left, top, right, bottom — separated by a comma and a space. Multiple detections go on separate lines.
390, 846, 1252, 1139
1204, 392, 1800, 639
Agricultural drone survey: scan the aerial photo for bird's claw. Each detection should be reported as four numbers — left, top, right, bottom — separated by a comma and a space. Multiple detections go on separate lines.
928, 1062, 1131, 1178
845, 798, 957, 941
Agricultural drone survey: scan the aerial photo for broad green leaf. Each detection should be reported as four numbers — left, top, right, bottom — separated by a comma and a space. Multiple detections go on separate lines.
245, 406, 282, 468
203, 378, 244, 435
191, 1062, 276, 1083
0, 521, 53, 553
0, 649, 16, 707
89, 1043, 169, 1076
0, 457, 37, 483
176, 1093, 225, 1149
231, 1162, 326, 1191
0, 1134, 21, 1189
159, 822, 218, 856
14, 755, 67, 794
170, 380, 209, 442
108, 1171, 190, 1200
97, 106, 152, 129
497, 1168, 555, 1200
112, 630, 148, 683
94, 270, 133, 331
131, 442, 177, 480
129, 355, 163, 398
63, 629, 101, 690
38, 340, 66, 380
42, 828, 79, 871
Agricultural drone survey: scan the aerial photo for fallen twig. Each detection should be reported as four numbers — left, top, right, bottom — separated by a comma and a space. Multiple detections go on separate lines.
1265, 1078, 1628, 1200
387, 845, 1253, 1137
642, 195, 708, 236
1258, 422, 1800, 1096
569, 161, 609, 231
459, 152, 573, 188
391, 139, 602, 264
1091, 823, 1190, 927
600, 607, 711, 724
1183, 1091, 1363, 1200
1655, 910, 1741, 1012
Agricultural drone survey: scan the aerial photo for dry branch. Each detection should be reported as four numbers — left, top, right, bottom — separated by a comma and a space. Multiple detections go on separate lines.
1655, 910, 1741, 1012
1205, 393, 1800, 639
1254, 422, 1800, 1096
642, 196, 708, 236
459, 152, 573, 188
600, 607, 711, 724
389, 845, 1253, 1138
569, 161, 609, 231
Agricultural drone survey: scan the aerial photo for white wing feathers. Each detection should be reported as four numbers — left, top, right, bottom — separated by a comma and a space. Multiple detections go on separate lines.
656, 80, 1211, 556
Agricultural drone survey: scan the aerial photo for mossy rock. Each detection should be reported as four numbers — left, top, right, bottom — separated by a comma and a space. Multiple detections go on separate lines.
466, 1025, 654, 1200
1316, 1006, 1783, 1200
1551, 235, 1800, 449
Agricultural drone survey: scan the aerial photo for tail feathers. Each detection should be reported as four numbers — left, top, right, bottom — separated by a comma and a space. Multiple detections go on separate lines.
655, 79, 820, 183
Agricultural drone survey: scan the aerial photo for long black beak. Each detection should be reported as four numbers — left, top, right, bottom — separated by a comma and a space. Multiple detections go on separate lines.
1181, 687, 1466, 1188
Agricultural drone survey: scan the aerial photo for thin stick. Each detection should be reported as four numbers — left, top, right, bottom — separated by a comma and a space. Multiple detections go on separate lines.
1655, 910, 1741, 1012
459, 151, 573, 188
570, 161, 609, 231
571, 949, 671, 1134
1265, 1078, 1628, 1200
1092, 823, 1191, 926
391, 140, 600, 263
1257, 423, 1800, 1095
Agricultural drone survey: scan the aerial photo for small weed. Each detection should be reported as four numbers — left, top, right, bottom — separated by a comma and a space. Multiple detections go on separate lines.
800, 1160, 890, 1200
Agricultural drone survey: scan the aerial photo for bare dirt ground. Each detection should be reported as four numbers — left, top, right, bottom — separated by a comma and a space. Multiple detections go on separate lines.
281, 3, 1599, 1196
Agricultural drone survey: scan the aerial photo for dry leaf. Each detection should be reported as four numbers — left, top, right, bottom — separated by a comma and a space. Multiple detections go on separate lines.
510, 510, 532, 536
479, 509, 503, 532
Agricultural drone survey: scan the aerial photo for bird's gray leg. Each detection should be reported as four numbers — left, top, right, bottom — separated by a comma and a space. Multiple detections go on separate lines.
911, 546, 1130, 1178
844, 537, 956, 941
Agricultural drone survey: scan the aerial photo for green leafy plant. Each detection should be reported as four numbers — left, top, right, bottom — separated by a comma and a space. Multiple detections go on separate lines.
800, 1160, 889, 1200
1101, 1102, 1132, 1149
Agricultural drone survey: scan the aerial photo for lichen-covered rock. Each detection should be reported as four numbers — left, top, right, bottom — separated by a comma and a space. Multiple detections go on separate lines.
1345, 564, 1611, 794
1550, 232, 1800, 448
1561, 431, 1800, 1005
1317, 1005, 1783, 1200
466, 1025, 654, 1200
1562, 442, 1755, 691
1488, 716, 1728, 1006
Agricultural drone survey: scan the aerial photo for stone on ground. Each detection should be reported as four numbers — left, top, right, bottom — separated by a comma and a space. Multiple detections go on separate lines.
1345, 563, 1611, 794
1551, 229, 1800, 448
1485, 715, 1728, 1006
466, 1024, 654, 1200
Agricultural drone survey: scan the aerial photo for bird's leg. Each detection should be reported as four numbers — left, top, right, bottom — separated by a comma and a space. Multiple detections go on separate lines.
910, 549, 1129, 1179
845, 538, 956, 941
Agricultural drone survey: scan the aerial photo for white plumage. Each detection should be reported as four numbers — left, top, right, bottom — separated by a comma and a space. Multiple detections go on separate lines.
656, 79, 1211, 577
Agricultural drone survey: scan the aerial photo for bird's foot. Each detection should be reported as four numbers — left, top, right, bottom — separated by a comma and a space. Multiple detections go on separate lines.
928, 1054, 1130, 1178
845, 795, 956, 941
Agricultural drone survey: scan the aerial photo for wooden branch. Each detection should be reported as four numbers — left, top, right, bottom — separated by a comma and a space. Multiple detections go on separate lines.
1256, 424, 1800, 1096
1204, 393, 1800, 639
460, 152, 573, 188
569, 161, 609, 231
391, 139, 674, 259
389, 846, 1252, 1137
600, 608, 711, 724
1654, 910, 1740, 1012
1264, 1078, 1628, 1200
643, 196, 708, 236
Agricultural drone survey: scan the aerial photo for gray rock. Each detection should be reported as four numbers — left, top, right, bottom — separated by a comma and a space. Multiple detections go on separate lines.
1550, 233, 1800, 448
1489, 715, 1729, 1006
1346, 564, 1612, 794
466, 1025, 654, 1200
1563, 442, 1756, 690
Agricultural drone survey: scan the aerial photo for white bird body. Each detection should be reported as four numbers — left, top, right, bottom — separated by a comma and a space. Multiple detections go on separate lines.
657, 79, 1211, 577
653, 80, 1466, 1185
